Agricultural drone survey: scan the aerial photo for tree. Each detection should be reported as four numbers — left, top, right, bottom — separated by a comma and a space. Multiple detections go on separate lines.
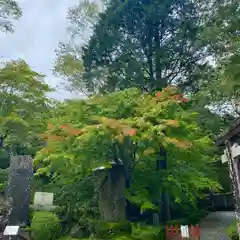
197, 0, 240, 115
54, 0, 105, 96
0, 59, 53, 155
34, 86, 220, 222
55, 0, 216, 95
0, 0, 22, 32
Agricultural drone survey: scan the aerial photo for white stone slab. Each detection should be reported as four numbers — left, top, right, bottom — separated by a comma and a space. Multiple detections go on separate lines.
3, 226, 19, 236
33, 192, 54, 206
180, 225, 189, 238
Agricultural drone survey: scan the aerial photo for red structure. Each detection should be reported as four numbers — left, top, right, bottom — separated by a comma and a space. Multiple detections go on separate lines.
166, 224, 200, 239
166, 225, 181, 239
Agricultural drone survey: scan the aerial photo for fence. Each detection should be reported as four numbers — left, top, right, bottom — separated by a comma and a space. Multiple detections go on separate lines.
166, 225, 200, 239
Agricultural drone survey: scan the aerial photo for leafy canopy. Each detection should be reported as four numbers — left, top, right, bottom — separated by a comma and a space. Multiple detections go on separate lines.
54, 0, 221, 96
0, 60, 53, 154
35, 86, 220, 212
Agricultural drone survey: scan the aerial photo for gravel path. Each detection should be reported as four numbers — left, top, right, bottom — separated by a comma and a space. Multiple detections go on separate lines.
200, 211, 235, 240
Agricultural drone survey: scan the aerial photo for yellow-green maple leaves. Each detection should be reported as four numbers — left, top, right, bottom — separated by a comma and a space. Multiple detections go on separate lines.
35, 87, 220, 211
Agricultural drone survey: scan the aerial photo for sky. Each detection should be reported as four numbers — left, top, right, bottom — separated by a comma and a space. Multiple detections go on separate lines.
0, 0, 79, 100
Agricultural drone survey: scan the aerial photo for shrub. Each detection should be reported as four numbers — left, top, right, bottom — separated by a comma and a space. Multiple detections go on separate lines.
226, 220, 239, 240
94, 221, 132, 239
131, 223, 164, 240
31, 211, 61, 240
0, 168, 8, 192
57, 238, 82, 240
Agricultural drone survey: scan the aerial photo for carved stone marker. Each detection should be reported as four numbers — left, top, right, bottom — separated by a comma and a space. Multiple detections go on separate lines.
93, 164, 126, 221
6, 156, 33, 226
32, 192, 57, 211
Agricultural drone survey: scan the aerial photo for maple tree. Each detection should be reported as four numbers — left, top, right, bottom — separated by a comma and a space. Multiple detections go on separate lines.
35, 86, 220, 222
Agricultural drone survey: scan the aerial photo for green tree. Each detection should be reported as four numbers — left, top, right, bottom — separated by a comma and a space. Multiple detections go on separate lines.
55, 0, 216, 95
34, 87, 220, 222
0, 0, 22, 32
197, 0, 240, 114
0, 59, 53, 155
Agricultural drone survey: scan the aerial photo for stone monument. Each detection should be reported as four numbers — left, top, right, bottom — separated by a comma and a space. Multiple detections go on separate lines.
6, 156, 33, 226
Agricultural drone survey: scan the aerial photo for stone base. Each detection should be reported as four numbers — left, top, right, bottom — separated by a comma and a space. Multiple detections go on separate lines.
30, 205, 58, 211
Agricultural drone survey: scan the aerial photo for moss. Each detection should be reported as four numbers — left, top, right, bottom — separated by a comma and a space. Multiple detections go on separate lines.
31, 211, 61, 240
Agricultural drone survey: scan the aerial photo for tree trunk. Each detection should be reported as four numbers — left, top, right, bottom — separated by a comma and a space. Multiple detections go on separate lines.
147, 25, 154, 90
154, 26, 161, 87
97, 165, 126, 221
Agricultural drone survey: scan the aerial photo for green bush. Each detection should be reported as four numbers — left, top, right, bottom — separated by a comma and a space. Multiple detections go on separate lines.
131, 223, 164, 240
31, 211, 61, 240
94, 221, 132, 239
0, 168, 8, 192
93, 221, 165, 240
57, 238, 82, 240
226, 220, 239, 240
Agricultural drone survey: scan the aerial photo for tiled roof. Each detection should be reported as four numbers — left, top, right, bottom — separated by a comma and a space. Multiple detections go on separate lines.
216, 119, 240, 146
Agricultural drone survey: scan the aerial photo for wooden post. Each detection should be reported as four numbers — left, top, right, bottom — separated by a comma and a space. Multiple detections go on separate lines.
225, 140, 240, 238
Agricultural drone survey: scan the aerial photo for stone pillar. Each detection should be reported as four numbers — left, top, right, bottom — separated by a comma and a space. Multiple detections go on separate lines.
6, 155, 33, 226
95, 164, 126, 221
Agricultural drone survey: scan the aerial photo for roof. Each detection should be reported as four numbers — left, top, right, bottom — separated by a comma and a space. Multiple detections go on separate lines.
216, 119, 240, 146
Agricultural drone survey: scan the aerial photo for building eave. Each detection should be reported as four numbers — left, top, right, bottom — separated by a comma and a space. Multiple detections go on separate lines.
216, 119, 240, 146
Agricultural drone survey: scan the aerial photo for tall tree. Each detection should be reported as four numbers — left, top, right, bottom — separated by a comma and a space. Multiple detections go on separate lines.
197, 0, 240, 114
55, 0, 217, 95
0, 0, 22, 32
0, 60, 53, 155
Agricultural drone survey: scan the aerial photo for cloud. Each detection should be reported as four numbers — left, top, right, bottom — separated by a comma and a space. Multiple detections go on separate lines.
0, 0, 80, 100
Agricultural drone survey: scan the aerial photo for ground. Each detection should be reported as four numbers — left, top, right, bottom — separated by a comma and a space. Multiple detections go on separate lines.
200, 211, 235, 239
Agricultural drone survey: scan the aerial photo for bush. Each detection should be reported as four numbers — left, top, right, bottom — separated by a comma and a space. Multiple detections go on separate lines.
94, 221, 132, 239
131, 223, 164, 240
31, 211, 61, 240
226, 220, 239, 240
94, 221, 165, 240
0, 168, 8, 192
57, 238, 82, 240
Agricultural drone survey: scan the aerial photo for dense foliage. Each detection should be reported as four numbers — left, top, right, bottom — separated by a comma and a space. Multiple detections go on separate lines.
0, 60, 53, 155
31, 211, 61, 240
34, 87, 220, 226
1, 0, 240, 238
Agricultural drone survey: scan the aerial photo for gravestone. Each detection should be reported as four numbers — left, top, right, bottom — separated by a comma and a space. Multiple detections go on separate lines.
6, 156, 33, 226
